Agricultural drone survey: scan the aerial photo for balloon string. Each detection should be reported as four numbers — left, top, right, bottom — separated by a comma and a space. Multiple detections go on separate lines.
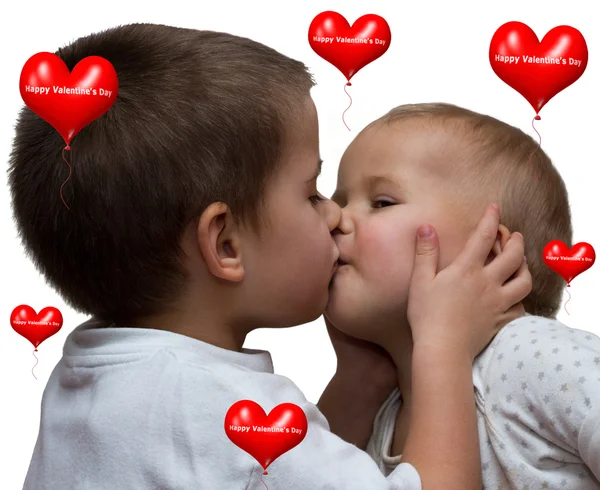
32, 348, 39, 380
260, 473, 268, 489
529, 116, 541, 181
564, 284, 571, 316
60, 146, 72, 211
342, 82, 352, 131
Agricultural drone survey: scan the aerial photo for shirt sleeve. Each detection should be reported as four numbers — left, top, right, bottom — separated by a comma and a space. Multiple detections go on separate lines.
169, 359, 422, 490
256, 399, 421, 490
482, 316, 600, 481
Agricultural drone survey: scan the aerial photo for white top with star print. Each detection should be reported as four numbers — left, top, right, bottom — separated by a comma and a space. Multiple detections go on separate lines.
367, 314, 600, 490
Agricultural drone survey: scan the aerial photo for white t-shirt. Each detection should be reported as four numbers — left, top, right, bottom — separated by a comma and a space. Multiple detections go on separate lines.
23, 318, 421, 490
367, 315, 600, 490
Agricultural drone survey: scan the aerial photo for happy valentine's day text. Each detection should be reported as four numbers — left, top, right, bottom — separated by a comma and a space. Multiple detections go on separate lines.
312, 36, 387, 46
229, 425, 303, 435
11, 320, 61, 326
545, 256, 593, 262
24, 85, 113, 97
493, 54, 583, 67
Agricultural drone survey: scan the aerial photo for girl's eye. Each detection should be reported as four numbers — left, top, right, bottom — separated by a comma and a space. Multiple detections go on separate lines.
372, 199, 395, 208
310, 194, 326, 204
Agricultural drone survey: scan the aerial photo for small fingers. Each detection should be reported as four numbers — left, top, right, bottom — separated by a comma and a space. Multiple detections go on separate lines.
500, 258, 533, 310
410, 225, 440, 291
457, 203, 501, 268
487, 232, 526, 283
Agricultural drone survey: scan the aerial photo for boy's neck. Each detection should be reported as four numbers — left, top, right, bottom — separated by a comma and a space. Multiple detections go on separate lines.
129, 298, 247, 352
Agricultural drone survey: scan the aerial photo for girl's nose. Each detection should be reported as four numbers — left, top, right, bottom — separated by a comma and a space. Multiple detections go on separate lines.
331, 206, 354, 235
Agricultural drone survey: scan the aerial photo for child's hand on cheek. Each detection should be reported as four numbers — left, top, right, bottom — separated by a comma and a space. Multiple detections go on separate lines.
407, 203, 532, 360
398, 204, 531, 488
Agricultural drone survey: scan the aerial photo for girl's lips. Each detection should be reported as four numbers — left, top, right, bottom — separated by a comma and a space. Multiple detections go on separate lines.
335, 260, 350, 273
331, 260, 349, 280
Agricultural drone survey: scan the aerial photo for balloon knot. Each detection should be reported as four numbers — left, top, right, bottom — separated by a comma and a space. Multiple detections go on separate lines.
34, 348, 38, 352
263, 471, 268, 475
534, 115, 541, 121
346, 82, 352, 87
65, 145, 71, 151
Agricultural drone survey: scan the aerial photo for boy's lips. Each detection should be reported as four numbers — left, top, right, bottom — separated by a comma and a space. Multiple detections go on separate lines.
337, 253, 351, 266
334, 258, 350, 274
330, 256, 349, 278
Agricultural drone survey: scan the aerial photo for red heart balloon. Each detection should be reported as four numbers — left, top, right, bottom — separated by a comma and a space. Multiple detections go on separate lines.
10, 305, 63, 349
308, 11, 391, 82
489, 22, 587, 114
19, 52, 118, 146
224, 400, 307, 472
543, 241, 595, 285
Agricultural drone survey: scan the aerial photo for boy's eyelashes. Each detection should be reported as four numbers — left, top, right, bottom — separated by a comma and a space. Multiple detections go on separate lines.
309, 193, 326, 204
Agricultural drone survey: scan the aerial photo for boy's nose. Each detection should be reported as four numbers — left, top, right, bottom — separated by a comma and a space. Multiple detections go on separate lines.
324, 198, 342, 232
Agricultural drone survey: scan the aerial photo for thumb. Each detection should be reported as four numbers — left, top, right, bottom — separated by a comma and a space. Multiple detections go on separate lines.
412, 225, 439, 286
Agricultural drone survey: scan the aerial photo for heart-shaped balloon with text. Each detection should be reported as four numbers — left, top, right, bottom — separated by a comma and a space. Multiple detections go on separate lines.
20, 52, 118, 146
308, 11, 391, 82
224, 400, 307, 473
543, 241, 595, 285
10, 305, 63, 349
489, 22, 587, 114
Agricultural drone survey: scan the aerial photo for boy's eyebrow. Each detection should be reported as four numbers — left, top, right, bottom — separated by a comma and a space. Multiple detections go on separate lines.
306, 158, 323, 182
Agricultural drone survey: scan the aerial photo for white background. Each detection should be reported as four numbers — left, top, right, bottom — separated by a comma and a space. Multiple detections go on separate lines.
1, 0, 598, 487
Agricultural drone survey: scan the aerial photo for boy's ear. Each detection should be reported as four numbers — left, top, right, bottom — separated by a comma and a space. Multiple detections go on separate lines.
485, 224, 512, 265
197, 202, 244, 282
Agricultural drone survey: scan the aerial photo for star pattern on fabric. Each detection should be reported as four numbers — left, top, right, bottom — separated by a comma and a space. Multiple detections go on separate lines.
478, 317, 600, 489
370, 316, 600, 490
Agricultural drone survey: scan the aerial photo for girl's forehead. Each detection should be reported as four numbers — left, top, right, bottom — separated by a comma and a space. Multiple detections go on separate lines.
340, 129, 433, 176
334, 125, 454, 201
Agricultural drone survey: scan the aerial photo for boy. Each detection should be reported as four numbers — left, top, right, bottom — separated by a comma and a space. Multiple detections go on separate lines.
10, 26, 529, 489
324, 103, 600, 489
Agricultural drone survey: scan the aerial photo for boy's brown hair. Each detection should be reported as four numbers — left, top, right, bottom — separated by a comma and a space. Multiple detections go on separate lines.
8, 23, 314, 323
370, 103, 572, 318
